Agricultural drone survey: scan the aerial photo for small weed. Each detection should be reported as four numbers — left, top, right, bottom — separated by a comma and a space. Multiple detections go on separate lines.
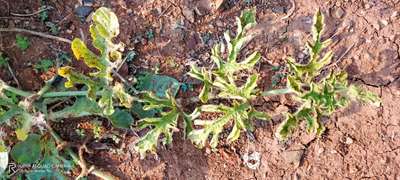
4, 91, 18, 104
46, 22, 60, 35
34, 59, 54, 73
39, 5, 49, 22
271, 65, 281, 71
0, 53, 8, 68
75, 129, 86, 138
145, 28, 155, 40
125, 50, 137, 63
92, 120, 103, 139
15, 35, 29, 51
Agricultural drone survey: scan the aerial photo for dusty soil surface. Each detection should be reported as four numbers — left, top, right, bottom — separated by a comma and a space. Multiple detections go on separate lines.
1, 0, 399, 179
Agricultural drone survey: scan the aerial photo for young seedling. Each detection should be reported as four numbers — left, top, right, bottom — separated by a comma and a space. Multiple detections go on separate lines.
34, 59, 54, 73
273, 10, 380, 140
46, 22, 60, 35
187, 8, 269, 149
0, 53, 7, 68
15, 35, 29, 51
57, 7, 134, 116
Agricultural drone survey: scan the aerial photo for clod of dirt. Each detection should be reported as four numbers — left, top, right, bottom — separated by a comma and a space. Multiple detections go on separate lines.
182, 6, 195, 23
282, 149, 304, 167
333, 7, 345, 19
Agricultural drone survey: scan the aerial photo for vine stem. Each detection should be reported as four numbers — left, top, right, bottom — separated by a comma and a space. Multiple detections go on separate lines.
1, 83, 89, 98
261, 88, 293, 96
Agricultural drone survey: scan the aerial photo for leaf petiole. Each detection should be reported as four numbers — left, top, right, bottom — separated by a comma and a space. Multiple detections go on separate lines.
261, 88, 293, 97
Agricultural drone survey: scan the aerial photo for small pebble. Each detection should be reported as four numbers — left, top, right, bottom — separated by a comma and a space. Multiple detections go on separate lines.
216, 20, 223, 27
345, 137, 353, 144
378, 19, 389, 29
317, 147, 324, 154
334, 7, 345, 18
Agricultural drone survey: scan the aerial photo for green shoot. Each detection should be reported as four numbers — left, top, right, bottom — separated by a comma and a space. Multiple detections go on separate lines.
46, 22, 60, 35
16, 35, 29, 51
275, 10, 380, 140
187, 8, 269, 149
0, 53, 8, 68
34, 59, 54, 73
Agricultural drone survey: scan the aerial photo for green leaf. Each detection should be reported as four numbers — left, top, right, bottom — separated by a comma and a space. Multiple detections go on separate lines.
34, 59, 54, 73
347, 85, 381, 106
48, 97, 102, 120
249, 109, 270, 120
239, 52, 261, 69
98, 88, 114, 115
276, 114, 298, 140
58, 67, 98, 99
0, 53, 8, 68
0, 107, 22, 124
188, 102, 258, 149
25, 138, 72, 180
187, 66, 212, 103
240, 8, 257, 30
16, 35, 29, 51
15, 112, 33, 141
131, 103, 157, 119
11, 134, 41, 164
109, 109, 134, 129
135, 91, 195, 158
135, 110, 179, 158
136, 72, 181, 98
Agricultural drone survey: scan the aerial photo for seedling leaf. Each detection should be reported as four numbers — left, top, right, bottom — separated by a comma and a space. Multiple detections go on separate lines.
109, 108, 134, 129
16, 35, 29, 51
11, 134, 41, 164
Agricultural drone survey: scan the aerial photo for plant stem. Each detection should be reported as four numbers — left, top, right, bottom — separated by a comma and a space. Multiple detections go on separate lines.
261, 88, 293, 96
41, 91, 89, 98
1, 84, 89, 98
0, 80, 32, 97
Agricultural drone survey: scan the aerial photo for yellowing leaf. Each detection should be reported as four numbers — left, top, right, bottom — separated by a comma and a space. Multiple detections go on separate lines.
15, 128, 28, 141
92, 7, 120, 39
71, 38, 107, 73
113, 82, 134, 108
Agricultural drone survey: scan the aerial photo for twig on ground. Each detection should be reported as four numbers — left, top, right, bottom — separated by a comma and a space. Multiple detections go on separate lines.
6, 62, 21, 88
0, 28, 72, 44
10, 6, 52, 17
281, 0, 296, 20
0, 16, 32, 20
